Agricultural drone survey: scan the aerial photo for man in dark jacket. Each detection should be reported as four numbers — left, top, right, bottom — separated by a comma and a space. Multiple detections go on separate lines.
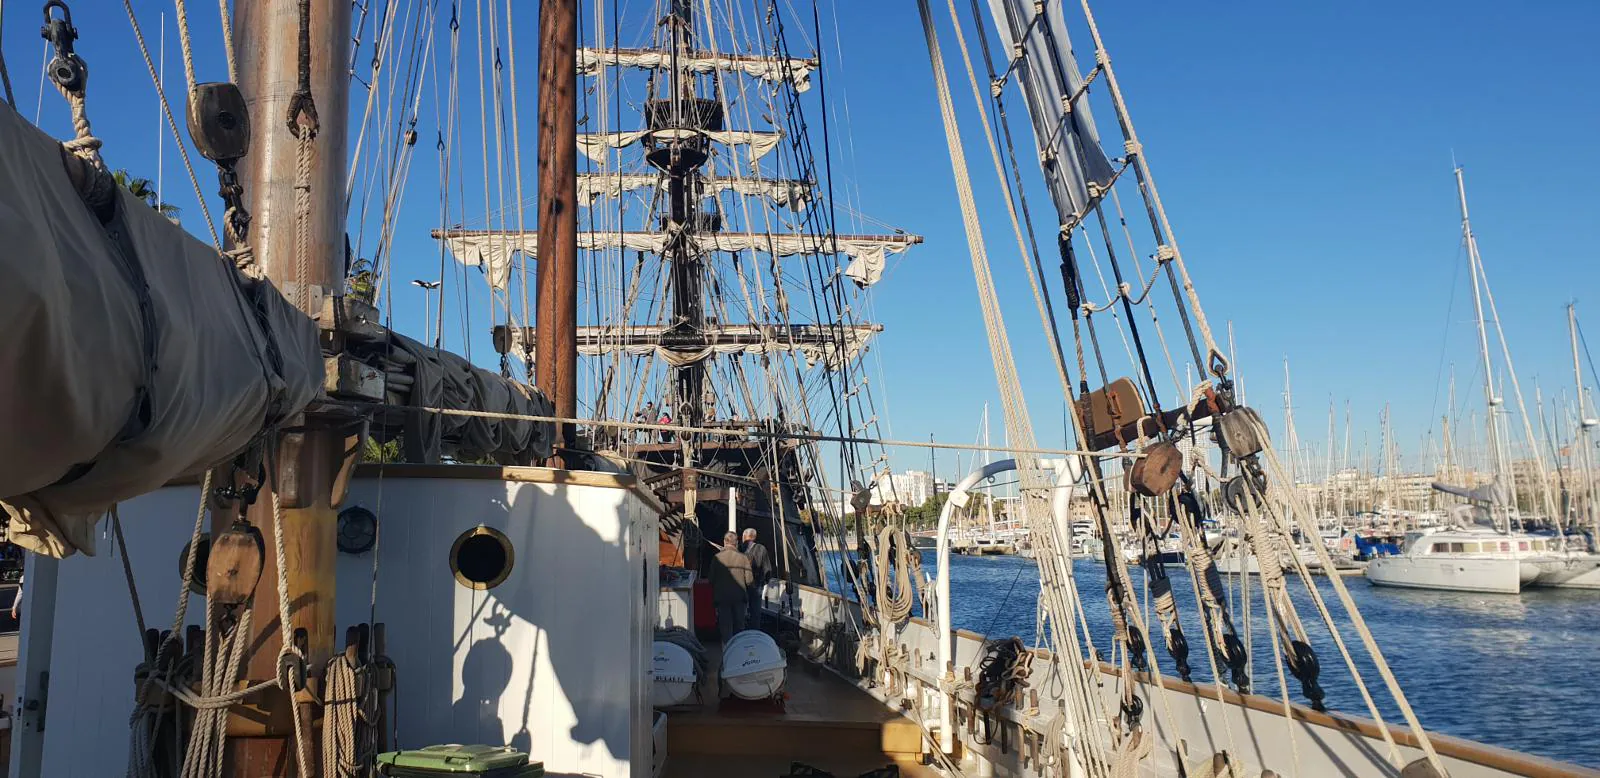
708, 532, 754, 642
740, 528, 773, 629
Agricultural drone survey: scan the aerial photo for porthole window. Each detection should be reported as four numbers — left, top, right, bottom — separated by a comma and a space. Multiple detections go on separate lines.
337, 506, 379, 555
451, 526, 514, 590
178, 534, 211, 595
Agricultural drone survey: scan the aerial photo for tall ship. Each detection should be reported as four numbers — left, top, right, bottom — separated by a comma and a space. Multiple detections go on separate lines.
0, 1, 1595, 777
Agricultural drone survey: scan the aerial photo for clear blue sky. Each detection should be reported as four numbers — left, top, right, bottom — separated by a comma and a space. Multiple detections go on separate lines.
13, 1, 1600, 480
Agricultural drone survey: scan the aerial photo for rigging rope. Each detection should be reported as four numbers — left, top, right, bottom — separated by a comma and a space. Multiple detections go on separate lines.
120, 0, 221, 247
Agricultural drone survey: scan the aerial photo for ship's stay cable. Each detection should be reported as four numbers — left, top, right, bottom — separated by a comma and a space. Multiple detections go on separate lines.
121, 0, 221, 247
1474, 252, 1560, 519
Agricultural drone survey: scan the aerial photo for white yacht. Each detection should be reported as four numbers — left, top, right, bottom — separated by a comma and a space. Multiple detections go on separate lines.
1365, 526, 1552, 594
1528, 534, 1600, 589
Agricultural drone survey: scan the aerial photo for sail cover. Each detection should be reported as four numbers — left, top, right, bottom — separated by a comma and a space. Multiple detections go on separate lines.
0, 103, 322, 557
576, 48, 819, 93
440, 230, 920, 291
576, 173, 813, 211
576, 129, 784, 167
985, 0, 1116, 224
1431, 479, 1508, 506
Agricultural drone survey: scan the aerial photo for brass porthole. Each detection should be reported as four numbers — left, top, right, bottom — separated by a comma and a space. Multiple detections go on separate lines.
451, 526, 514, 590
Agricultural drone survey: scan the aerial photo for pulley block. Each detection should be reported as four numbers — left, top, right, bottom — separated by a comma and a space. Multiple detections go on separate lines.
1216, 406, 1269, 458
187, 82, 252, 162
1128, 440, 1182, 496
206, 521, 264, 607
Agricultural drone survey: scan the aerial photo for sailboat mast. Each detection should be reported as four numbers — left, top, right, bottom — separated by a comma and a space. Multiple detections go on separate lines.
535, 0, 579, 451
232, 0, 351, 768
1282, 357, 1298, 482
1456, 166, 1510, 529
1324, 399, 1335, 517
983, 402, 994, 534
1571, 304, 1597, 537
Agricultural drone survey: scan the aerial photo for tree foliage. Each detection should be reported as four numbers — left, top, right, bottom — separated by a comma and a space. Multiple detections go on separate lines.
347, 257, 378, 304
112, 169, 180, 219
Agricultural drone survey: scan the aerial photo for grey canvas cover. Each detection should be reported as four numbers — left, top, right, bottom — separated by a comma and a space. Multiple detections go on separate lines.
0, 103, 322, 557
986, 0, 1116, 223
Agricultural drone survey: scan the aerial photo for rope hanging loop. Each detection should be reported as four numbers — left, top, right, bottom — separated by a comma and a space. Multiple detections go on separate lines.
285, 0, 318, 139
40, 0, 85, 93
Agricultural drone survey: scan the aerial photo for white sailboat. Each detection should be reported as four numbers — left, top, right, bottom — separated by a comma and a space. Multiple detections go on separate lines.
1530, 304, 1600, 588
1366, 522, 1549, 594
1366, 167, 1551, 594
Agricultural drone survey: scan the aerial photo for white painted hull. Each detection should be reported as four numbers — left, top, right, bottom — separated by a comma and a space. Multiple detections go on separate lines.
1214, 553, 1259, 575
1531, 553, 1600, 589
1365, 555, 1536, 594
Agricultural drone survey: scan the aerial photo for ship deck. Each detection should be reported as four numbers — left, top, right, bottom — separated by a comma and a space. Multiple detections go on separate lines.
662, 636, 937, 778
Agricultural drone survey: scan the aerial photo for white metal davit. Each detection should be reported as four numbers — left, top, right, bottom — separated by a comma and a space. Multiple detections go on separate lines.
933, 456, 1083, 759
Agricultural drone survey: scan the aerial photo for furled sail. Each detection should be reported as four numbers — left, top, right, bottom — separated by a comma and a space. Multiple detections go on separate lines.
436, 229, 921, 291
985, 0, 1116, 225
0, 103, 322, 557
1431, 479, 1508, 506
497, 323, 881, 371
576, 129, 784, 166
576, 173, 813, 211
576, 47, 820, 92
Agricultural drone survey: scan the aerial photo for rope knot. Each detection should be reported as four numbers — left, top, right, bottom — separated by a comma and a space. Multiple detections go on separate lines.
1155, 244, 1176, 263
277, 646, 309, 694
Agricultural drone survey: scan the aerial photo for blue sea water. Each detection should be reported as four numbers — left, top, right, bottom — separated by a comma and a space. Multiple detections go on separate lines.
823, 551, 1600, 768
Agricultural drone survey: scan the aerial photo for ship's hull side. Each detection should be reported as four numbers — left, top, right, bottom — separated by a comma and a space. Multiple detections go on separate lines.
1365, 555, 1530, 594
1530, 553, 1600, 589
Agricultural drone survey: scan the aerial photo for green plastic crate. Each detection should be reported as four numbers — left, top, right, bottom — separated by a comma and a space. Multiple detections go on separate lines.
375, 745, 544, 778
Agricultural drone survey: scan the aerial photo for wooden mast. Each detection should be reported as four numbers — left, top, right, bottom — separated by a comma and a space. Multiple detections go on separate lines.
535, 0, 579, 455
229, 0, 351, 772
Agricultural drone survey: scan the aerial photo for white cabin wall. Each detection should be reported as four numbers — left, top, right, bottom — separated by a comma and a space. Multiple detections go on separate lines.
35, 486, 207, 777
27, 473, 656, 778
336, 476, 654, 778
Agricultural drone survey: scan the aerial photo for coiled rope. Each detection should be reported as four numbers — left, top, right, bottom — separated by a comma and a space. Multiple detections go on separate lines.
975, 637, 1032, 712
873, 525, 917, 623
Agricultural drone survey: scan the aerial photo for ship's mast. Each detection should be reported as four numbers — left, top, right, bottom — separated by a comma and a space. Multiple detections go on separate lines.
535, 0, 579, 454
231, 0, 351, 769
1457, 166, 1512, 531
656, 0, 711, 432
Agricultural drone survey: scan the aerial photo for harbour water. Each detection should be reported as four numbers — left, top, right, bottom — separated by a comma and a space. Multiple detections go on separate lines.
826, 551, 1600, 768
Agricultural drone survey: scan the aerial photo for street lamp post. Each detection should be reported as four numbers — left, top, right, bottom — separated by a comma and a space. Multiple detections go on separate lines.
411, 279, 442, 347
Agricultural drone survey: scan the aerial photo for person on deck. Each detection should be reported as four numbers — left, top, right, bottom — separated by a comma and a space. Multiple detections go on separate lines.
658, 407, 674, 443
632, 403, 653, 444
740, 528, 773, 629
708, 532, 753, 643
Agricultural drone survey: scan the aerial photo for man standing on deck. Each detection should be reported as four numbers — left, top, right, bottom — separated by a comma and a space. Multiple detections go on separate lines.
741, 528, 773, 630
709, 532, 753, 643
